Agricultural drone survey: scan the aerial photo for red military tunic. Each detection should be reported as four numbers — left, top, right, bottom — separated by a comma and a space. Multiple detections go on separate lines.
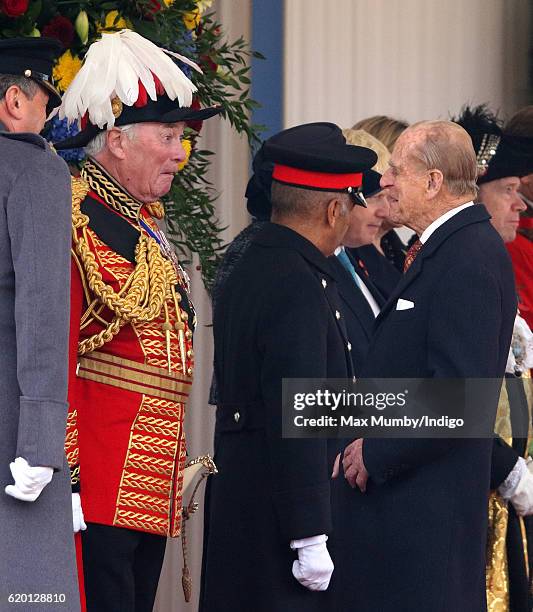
507, 232, 533, 331
66, 160, 194, 537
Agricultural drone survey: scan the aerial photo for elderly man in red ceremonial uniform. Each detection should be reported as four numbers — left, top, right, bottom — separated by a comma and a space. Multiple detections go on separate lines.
55, 30, 221, 612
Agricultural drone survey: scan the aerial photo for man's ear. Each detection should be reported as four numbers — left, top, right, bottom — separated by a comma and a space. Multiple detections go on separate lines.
3, 85, 24, 120
326, 197, 345, 228
105, 128, 128, 160
426, 169, 443, 199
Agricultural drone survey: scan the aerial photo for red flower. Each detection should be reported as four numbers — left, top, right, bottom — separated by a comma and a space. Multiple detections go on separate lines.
0, 0, 29, 18
143, 0, 162, 19
186, 98, 204, 134
200, 54, 218, 73
42, 15, 75, 49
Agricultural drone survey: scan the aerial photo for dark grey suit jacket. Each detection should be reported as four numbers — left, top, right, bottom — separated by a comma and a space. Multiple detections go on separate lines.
0, 122, 79, 607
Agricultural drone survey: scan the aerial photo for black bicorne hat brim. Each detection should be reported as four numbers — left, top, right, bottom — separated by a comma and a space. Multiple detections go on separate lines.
54, 97, 223, 150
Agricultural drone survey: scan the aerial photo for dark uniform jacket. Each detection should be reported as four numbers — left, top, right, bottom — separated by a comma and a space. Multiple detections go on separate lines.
200, 222, 352, 612
327, 205, 517, 612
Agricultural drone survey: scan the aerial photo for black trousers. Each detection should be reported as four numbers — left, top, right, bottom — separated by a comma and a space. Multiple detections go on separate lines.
81, 523, 167, 612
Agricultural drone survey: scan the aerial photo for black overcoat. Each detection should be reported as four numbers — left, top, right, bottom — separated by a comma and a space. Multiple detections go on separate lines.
327, 205, 517, 612
200, 223, 352, 612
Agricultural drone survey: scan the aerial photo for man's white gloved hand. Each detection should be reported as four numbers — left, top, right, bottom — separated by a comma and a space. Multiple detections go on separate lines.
290, 534, 334, 591
504, 457, 533, 517
4, 457, 53, 502
72, 493, 87, 533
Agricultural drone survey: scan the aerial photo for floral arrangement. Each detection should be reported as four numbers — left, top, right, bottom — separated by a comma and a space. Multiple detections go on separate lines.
0, 0, 263, 289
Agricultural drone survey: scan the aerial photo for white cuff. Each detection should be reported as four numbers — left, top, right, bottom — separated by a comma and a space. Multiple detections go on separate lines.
290, 534, 327, 550
498, 456, 527, 500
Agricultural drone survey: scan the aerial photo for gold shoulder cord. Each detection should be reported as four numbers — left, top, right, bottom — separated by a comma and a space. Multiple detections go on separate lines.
71, 177, 179, 357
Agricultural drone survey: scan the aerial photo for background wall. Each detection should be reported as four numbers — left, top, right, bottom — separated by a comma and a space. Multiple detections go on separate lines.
284, 0, 532, 128
156, 1, 532, 610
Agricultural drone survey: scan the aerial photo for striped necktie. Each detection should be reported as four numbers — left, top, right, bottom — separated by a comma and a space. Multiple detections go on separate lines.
403, 239, 423, 273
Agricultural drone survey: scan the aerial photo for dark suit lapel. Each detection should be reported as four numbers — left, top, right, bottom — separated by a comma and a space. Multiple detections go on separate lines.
374, 254, 426, 325
329, 256, 376, 340
374, 204, 491, 327
346, 250, 387, 307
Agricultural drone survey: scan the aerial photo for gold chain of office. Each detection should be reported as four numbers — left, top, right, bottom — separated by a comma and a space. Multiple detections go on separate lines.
71, 177, 177, 356
81, 159, 165, 220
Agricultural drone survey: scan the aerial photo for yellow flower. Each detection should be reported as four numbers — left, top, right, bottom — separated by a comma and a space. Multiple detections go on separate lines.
97, 10, 128, 33
196, 0, 213, 14
182, 8, 200, 30
163, 0, 174, 5
53, 50, 82, 93
177, 139, 192, 171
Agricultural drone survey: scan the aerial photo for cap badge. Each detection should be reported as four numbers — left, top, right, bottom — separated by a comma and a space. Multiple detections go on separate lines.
111, 96, 123, 119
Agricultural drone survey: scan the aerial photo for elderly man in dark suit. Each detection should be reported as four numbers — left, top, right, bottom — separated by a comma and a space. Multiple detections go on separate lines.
331, 120, 517, 611
200, 122, 376, 612
0, 38, 79, 607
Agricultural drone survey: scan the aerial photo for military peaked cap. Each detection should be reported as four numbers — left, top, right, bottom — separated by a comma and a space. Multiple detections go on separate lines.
0, 37, 62, 110
264, 122, 377, 207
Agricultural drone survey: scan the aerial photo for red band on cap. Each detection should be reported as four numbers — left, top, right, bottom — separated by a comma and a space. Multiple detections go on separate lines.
272, 164, 362, 190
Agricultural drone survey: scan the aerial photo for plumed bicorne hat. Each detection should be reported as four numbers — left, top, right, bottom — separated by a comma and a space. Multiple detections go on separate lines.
452, 104, 533, 184
0, 37, 63, 113
53, 30, 222, 150
264, 122, 377, 207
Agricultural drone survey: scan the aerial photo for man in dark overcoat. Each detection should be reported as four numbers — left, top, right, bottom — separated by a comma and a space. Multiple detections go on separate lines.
0, 38, 79, 609
200, 123, 376, 612
331, 120, 517, 611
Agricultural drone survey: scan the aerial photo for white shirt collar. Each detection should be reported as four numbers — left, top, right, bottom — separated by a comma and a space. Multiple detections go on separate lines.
419, 201, 475, 244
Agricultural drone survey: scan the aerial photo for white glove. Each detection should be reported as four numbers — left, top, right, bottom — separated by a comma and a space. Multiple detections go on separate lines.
72, 493, 87, 533
290, 534, 334, 591
4, 457, 53, 502
503, 457, 533, 517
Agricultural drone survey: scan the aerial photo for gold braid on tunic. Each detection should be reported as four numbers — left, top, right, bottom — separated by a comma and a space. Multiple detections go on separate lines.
71, 173, 178, 356
486, 370, 533, 612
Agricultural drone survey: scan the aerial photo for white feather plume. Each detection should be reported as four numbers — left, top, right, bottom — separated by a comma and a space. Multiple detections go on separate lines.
58, 29, 200, 129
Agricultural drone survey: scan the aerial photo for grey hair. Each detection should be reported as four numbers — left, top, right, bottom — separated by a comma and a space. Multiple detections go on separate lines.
271, 181, 350, 219
409, 120, 478, 198
0, 74, 39, 101
85, 123, 137, 157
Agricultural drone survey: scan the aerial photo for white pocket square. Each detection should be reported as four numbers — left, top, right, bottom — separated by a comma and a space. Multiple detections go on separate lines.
396, 298, 415, 311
